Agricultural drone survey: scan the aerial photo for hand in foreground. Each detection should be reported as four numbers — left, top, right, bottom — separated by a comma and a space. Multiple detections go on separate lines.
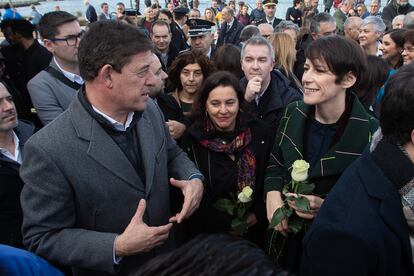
285, 193, 324, 219
266, 191, 289, 237
244, 76, 262, 102
246, 212, 258, 228
115, 199, 173, 257
166, 120, 186, 140
169, 178, 203, 224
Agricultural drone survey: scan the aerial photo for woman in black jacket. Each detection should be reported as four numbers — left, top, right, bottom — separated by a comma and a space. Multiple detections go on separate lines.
180, 71, 273, 246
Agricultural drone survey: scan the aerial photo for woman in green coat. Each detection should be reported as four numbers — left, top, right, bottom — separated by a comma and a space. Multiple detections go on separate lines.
264, 35, 379, 273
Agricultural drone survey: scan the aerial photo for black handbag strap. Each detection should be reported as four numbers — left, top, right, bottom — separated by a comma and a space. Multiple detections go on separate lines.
44, 66, 82, 91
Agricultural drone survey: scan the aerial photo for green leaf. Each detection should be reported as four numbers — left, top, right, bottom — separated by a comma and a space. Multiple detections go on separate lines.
289, 219, 304, 234
296, 183, 315, 195
293, 196, 311, 212
231, 217, 248, 236
237, 206, 246, 218
269, 205, 292, 229
214, 198, 234, 215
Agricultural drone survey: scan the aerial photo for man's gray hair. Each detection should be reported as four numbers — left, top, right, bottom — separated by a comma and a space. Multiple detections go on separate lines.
241, 36, 275, 60
274, 20, 300, 37
344, 16, 362, 29
310, 12, 336, 34
403, 11, 414, 29
361, 15, 386, 32
222, 6, 234, 17
240, 25, 261, 42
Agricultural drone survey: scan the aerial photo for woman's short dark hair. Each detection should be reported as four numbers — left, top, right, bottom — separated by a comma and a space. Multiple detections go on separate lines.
380, 63, 414, 145
213, 44, 243, 79
305, 35, 367, 89
78, 20, 153, 81
167, 49, 215, 92
293, 0, 301, 5
193, 71, 247, 119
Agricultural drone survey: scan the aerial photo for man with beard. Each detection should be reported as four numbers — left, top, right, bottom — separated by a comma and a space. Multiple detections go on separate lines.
27, 11, 84, 126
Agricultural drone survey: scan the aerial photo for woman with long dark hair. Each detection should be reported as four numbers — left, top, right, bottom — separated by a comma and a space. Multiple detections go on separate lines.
181, 71, 273, 245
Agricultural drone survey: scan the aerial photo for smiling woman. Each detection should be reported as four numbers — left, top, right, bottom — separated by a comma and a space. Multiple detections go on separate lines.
264, 35, 379, 273
180, 71, 273, 246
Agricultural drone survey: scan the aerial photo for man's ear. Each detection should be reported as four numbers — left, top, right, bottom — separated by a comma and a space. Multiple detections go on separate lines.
340, 71, 357, 89
43, 39, 54, 54
98, 64, 114, 88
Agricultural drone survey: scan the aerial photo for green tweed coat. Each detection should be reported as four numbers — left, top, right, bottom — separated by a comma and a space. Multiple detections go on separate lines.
264, 94, 379, 197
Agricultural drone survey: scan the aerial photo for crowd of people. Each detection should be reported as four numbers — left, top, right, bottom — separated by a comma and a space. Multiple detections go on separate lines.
0, 0, 414, 275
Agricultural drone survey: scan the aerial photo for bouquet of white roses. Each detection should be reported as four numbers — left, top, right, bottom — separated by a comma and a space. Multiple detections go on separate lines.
214, 186, 253, 236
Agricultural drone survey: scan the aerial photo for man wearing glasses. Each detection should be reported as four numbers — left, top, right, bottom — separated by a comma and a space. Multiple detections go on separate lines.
27, 11, 84, 126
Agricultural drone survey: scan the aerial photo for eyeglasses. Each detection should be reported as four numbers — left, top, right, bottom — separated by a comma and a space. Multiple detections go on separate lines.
50, 30, 85, 46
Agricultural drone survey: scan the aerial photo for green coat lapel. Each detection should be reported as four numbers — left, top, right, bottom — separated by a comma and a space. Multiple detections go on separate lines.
280, 95, 378, 180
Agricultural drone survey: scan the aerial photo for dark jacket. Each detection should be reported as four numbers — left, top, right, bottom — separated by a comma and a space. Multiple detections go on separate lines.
257, 17, 283, 28
180, 117, 273, 245
0, 120, 35, 248
250, 8, 266, 24
171, 22, 189, 52
264, 93, 378, 196
240, 69, 303, 143
264, 94, 378, 272
86, 5, 98, 23
216, 18, 244, 48
294, 33, 313, 81
382, 1, 414, 23
302, 148, 413, 276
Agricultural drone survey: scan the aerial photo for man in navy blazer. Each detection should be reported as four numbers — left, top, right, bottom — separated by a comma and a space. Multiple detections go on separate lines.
301, 64, 414, 276
216, 6, 244, 48
20, 21, 204, 276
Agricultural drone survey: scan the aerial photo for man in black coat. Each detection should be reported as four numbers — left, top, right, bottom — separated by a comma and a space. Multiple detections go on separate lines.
172, 7, 190, 52
0, 19, 52, 125
84, 0, 98, 23
0, 81, 35, 249
382, 0, 414, 24
216, 6, 244, 48
240, 36, 302, 142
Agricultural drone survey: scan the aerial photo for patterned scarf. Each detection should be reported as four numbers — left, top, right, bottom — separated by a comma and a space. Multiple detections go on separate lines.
198, 120, 256, 191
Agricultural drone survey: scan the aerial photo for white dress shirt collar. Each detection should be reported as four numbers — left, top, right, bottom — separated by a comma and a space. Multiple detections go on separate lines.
54, 57, 84, 85
0, 131, 21, 164
92, 106, 135, 132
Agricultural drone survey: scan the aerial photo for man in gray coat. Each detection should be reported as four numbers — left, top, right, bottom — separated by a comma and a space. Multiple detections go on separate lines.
27, 11, 83, 126
20, 20, 204, 276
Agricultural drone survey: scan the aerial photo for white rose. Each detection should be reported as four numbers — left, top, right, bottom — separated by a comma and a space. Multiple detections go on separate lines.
238, 186, 253, 203
291, 160, 310, 182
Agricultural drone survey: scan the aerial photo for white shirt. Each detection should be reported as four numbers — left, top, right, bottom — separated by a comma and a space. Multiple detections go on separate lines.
0, 131, 22, 164
227, 18, 235, 30
266, 17, 275, 25
54, 57, 84, 85
92, 105, 134, 132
